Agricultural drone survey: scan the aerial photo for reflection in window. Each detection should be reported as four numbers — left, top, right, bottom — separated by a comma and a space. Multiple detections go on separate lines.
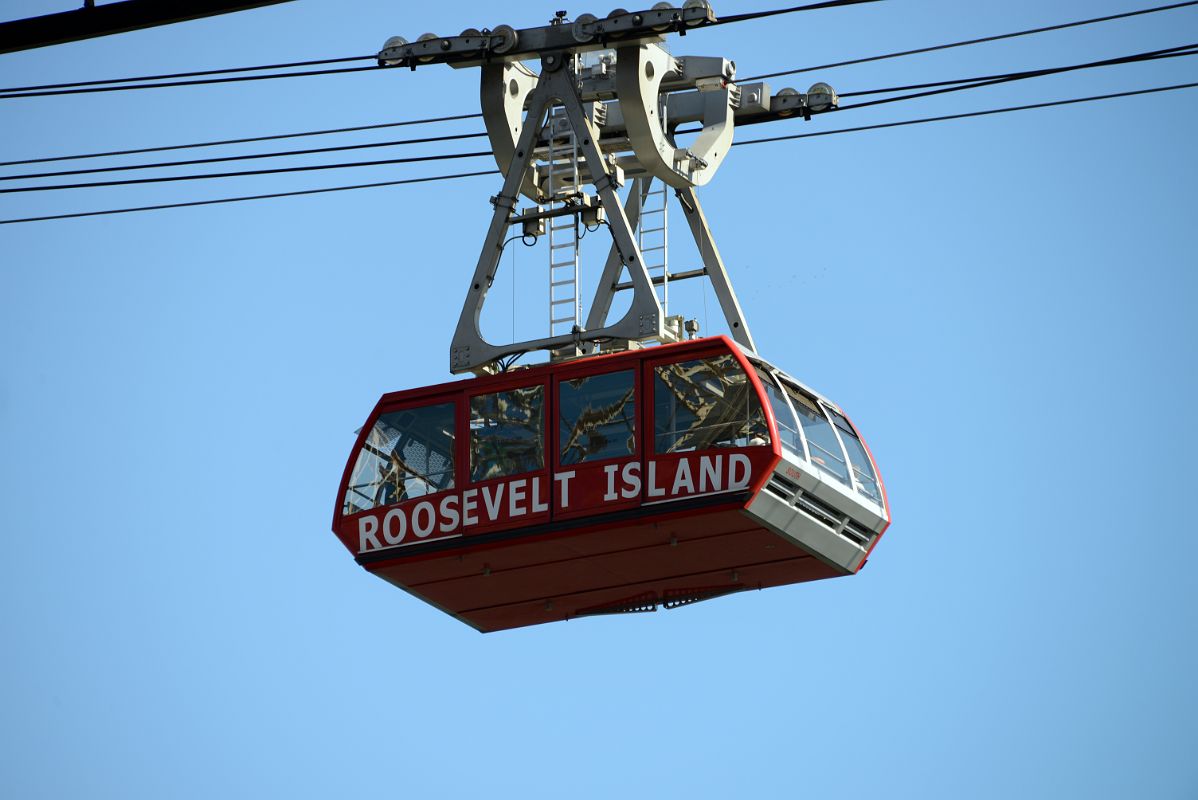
757, 368, 803, 456
342, 403, 456, 515
654, 354, 768, 453
559, 371, 636, 465
828, 409, 882, 503
782, 384, 851, 486
470, 386, 544, 482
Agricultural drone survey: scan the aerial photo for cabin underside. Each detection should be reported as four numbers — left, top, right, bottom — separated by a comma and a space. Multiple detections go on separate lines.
362, 498, 848, 632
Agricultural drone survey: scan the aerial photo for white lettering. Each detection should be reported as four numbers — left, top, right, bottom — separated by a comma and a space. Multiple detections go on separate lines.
603, 464, 620, 501
532, 474, 550, 512
699, 455, 723, 493
412, 501, 435, 538
729, 453, 752, 490
461, 488, 479, 527
620, 461, 641, 499
439, 494, 460, 533
647, 460, 666, 497
508, 478, 527, 517
382, 507, 406, 545
482, 484, 504, 520
358, 515, 380, 551
672, 457, 695, 495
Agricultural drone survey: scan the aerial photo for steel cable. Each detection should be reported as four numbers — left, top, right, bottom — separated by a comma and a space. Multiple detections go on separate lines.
5, 82, 1194, 225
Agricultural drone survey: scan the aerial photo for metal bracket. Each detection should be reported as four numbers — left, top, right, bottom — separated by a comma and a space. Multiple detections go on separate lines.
584, 177, 756, 354
408, 2, 829, 373
617, 45, 736, 187
450, 63, 663, 374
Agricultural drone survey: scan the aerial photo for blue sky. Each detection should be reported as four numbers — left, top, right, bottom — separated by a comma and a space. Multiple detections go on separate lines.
2, 1, 1196, 797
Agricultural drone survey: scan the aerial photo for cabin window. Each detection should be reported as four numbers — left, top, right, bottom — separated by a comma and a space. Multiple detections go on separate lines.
470, 386, 545, 482
559, 370, 636, 465
342, 402, 457, 515
827, 409, 882, 504
756, 368, 803, 456
783, 384, 851, 486
654, 354, 768, 453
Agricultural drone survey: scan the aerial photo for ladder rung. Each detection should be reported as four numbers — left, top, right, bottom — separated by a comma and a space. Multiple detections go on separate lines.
551, 298, 576, 305
551, 261, 577, 269
551, 316, 577, 324
641, 208, 664, 216
639, 226, 665, 234
551, 242, 576, 250
551, 279, 576, 288
641, 245, 666, 252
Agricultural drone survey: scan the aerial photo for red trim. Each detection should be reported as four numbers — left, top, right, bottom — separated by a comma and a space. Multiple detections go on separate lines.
725, 341, 783, 499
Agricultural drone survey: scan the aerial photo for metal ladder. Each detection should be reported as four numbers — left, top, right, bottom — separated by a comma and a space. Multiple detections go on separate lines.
637, 177, 669, 314
546, 105, 581, 337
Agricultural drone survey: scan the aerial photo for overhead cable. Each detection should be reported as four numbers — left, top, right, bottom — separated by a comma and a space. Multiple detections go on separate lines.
5, 82, 1194, 225
0, 150, 492, 194
9, 41, 1190, 179
0, 113, 484, 168
0, 0, 883, 99
0, 132, 490, 182
733, 81, 1198, 146
836, 43, 1198, 111
0, 54, 373, 95
3, 1, 1193, 100
0, 171, 499, 225
712, 0, 884, 25
0, 62, 382, 100
839, 45, 1198, 97
739, 0, 1198, 81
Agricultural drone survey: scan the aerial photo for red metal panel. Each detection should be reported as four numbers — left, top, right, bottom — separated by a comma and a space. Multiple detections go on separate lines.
368, 509, 842, 632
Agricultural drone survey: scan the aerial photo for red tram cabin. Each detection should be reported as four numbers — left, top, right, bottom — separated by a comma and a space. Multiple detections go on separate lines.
332, 337, 890, 632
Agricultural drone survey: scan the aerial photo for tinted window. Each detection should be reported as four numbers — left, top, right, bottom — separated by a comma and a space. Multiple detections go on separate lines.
342, 402, 456, 515
783, 384, 850, 485
559, 370, 636, 465
470, 386, 545, 482
654, 354, 768, 453
828, 409, 882, 503
756, 368, 802, 456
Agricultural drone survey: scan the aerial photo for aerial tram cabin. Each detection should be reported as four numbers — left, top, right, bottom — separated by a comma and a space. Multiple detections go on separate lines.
332, 337, 889, 632
334, 4, 892, 631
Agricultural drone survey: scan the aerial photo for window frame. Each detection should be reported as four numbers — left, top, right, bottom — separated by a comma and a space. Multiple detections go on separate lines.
826, 406, 882, 504
775, 376, 853, 483
756, 366, 810, 463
